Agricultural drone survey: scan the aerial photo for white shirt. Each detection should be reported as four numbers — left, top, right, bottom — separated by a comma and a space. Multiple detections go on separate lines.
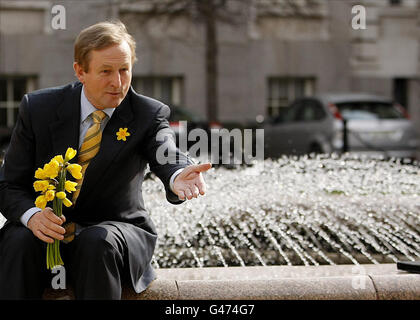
20, 86, 183, 227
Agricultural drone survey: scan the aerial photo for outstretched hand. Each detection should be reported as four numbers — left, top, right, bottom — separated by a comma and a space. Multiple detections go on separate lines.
173, 163, 212, 201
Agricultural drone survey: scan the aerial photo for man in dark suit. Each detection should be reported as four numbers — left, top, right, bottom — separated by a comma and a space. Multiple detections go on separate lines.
0, 21, 211, 299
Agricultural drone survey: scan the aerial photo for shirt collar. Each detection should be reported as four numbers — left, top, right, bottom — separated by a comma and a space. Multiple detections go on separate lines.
80, 86, 115, 123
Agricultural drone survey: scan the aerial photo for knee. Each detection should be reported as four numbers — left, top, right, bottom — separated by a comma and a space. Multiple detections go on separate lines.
75, 226, 123, 261
0, 225, 43, 262
2, 225, 41, 253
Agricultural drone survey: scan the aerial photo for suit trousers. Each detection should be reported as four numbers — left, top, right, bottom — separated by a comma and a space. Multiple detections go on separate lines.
0, 221, 131, 300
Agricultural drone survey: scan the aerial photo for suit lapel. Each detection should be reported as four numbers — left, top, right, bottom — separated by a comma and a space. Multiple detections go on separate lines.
49, 83, 82, 162
74, 92, 135, 207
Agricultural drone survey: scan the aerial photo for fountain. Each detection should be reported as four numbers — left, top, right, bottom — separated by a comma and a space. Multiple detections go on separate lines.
141, 153, 420, 269
1, 153, 419, 267
1, 153, 419, 299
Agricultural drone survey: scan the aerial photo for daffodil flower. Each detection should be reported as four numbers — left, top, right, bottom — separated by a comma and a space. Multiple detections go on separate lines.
33, 180, 50, 193
62, 198, 72, 207
53, 155, 64, 165
116, 128, 131, 141
55, 191, 72, 207
35, 195, 47, 209
35, 168, 48, 180
56, 191, 66, 199
65, 147, 77, 162
67, 163, 82, 180
65, 180, 77, 193
44, 190, 55, 202
43, 160, 60, 179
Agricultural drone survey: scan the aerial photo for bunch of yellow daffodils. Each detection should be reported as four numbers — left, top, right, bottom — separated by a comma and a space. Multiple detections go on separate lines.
33, 147, 82, 270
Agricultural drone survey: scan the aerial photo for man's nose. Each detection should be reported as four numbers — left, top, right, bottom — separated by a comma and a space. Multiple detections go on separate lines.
110, 72, 121, 88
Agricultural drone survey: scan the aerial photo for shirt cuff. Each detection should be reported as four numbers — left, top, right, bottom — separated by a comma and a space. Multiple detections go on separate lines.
20, 207, 42, 228
169, 168, 184, 192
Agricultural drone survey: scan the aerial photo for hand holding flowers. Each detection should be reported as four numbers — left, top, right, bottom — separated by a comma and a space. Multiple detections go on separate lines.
30, 147, 82, 270
27, 207, 66, 243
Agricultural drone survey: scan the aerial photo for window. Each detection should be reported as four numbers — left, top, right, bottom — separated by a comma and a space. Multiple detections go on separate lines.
267, 77, 315, 118
393, 78, 408, 110
0, 1, 50, 35
0, 76, 37, 128
295, 100, 326, 122
389, 0, 402, 5
131, 76, 184, 107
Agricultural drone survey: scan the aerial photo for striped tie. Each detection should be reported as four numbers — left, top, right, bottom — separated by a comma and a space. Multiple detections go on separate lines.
72, 109, 107, 204
63, 110, 107, 243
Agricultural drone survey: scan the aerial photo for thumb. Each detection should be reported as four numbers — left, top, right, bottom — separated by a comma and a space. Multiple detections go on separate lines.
193, 163, 212, 172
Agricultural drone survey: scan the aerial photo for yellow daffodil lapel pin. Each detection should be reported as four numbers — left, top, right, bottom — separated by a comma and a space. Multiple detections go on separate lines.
116, 128, 131, 141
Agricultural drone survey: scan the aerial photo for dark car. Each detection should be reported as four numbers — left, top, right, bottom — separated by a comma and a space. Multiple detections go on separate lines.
263, 93, 420, 159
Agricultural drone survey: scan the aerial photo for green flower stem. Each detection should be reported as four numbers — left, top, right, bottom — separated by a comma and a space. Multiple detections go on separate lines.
48, 242, 53, 269
46, 245, 50, 270
54, 241, 58, 266
51, 244, 54, 266
47, 166, 67, 270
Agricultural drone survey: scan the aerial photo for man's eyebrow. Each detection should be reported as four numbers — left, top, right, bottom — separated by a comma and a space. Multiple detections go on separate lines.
99, 63, 129, 68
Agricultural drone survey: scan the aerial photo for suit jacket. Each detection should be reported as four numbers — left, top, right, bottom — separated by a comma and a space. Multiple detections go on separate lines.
0, 81, 193, 292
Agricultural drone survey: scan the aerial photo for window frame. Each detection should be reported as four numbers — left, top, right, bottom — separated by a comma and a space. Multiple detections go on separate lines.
0, 76, 37, 128
131, 76, 184, 107
267, 77, 316, 118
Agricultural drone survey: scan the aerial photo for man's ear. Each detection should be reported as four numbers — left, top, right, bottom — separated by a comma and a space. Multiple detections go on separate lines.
73, 62, 85, 84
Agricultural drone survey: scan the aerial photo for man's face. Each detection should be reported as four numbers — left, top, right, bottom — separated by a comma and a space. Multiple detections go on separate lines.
74, 41, 132, 109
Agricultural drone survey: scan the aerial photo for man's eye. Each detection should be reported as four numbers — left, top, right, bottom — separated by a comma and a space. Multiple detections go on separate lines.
102, 70, 110, 74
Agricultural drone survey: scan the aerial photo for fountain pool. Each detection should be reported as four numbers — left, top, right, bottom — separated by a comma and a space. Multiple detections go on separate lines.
0, 153, 419, 269
144, 153, 420, 268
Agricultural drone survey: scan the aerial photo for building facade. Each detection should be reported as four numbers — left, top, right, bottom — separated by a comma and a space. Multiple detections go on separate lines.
0, 0, 419, 133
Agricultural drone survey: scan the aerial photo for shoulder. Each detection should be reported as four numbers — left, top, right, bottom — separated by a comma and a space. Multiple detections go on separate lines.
24, 81, 81, 110
128, 87, 170, 119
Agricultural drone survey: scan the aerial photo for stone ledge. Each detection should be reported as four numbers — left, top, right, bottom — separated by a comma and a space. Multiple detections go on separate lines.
370, 274, 420, 300
43, 264, 420, 300
175, 276, 377, 300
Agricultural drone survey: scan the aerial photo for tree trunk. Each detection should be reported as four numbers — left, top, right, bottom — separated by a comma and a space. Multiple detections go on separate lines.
204, 0, 218, 123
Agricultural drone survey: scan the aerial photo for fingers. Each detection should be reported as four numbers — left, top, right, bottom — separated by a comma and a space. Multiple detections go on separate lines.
38, 224, 65, 243
34, 229, 55, 244
178, 184, 202, 200
175, 163, 210, 201
185, 188, 193, 200
28, 208, 66, 243
43, 218, 66, 239
192, 185, 200, 198
187, 186, 199, 199
45, 208, 64, 226
197, 181, 206, 195
178, 190, 185, 201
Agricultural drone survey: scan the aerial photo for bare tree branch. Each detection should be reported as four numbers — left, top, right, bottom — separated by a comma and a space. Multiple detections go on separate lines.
112, 0, 324, 122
